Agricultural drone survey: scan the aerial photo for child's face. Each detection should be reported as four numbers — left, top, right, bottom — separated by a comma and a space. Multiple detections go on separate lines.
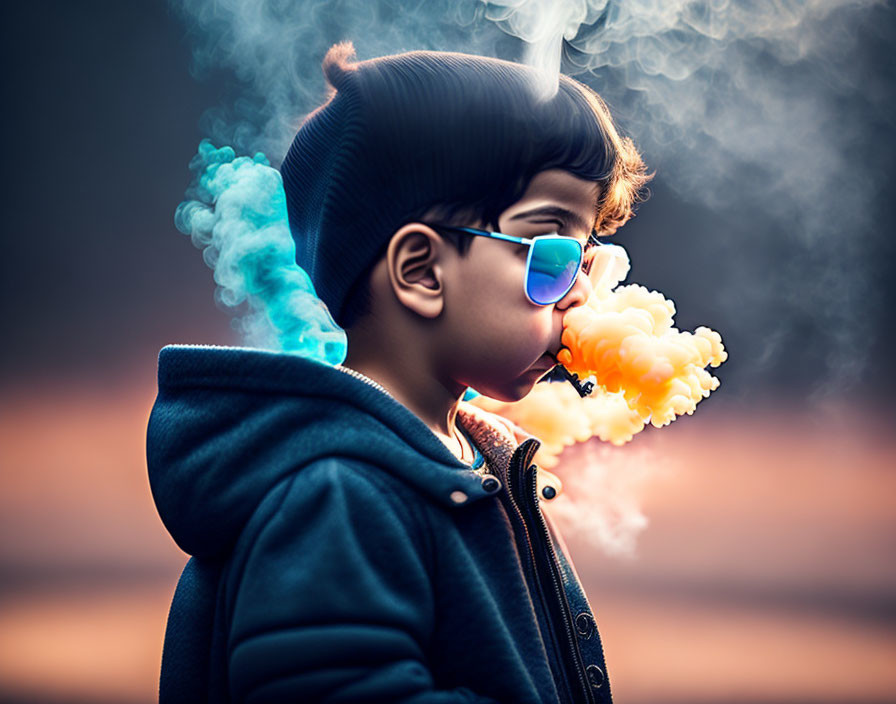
440, 169, 597, 402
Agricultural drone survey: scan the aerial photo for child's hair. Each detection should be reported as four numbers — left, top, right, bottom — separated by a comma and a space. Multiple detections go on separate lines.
280, 42, 649, 329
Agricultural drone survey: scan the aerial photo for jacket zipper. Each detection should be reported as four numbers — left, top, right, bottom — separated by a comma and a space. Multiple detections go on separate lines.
523, 461, 594, 704
334, 365, 396, 401
336, 365, 590, 697
337, 365, 593, 698
501, 440, 584, 704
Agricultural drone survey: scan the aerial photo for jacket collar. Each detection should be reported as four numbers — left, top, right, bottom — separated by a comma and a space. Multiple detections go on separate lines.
150, 345, 535, 558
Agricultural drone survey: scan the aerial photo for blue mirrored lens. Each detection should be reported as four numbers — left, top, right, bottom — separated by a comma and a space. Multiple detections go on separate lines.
526, 238, 582, 305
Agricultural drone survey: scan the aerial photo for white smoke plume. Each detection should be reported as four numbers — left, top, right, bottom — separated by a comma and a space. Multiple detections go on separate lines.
485, 0, 889, 396
171, 0, 891, 397
547, 439, 658, 557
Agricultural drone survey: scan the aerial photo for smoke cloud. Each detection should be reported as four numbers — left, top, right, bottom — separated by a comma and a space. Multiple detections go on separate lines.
486, 0, 889, 396
171, 0, 891, 397
174, 0, 514, 158
547, 440, 656, 556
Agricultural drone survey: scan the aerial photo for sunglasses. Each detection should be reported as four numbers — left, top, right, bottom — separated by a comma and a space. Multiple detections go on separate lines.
431, 225, 599, 305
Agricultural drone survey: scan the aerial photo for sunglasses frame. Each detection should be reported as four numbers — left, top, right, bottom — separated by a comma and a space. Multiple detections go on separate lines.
430, 224, 594, 305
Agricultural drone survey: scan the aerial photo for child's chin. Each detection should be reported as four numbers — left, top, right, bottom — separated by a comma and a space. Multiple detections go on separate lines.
500, 377, 542, 403
472, 371, 543, 404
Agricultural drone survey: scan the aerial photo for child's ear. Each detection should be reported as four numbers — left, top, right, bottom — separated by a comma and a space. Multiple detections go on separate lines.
385, 224, 446, 319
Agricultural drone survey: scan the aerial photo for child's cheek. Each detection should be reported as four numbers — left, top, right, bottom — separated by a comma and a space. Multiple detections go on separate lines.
512, 308, 554, 362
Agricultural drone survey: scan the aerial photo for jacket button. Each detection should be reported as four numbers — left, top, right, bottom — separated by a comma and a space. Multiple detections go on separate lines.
575, 612, 595, 639
586, 664, 604, 689
541, 485, 557, 500
481, 476, 501, 493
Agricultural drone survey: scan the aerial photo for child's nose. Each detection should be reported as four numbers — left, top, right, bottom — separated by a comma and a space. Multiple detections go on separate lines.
556, 270, 592, 310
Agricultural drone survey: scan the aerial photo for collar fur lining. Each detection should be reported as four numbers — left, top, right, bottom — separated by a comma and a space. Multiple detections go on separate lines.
456, 401, 523, 476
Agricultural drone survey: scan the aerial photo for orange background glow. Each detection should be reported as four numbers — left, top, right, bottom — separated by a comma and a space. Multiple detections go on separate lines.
1, 380, 893, 703
3, 2, 895, 701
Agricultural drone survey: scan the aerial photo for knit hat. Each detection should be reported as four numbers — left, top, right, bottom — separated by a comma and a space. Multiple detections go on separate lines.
279, 42, 648, 327
279, 43, 544, 327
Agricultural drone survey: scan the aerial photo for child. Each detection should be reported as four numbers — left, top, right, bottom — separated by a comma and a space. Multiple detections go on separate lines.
148, 42, 648, 703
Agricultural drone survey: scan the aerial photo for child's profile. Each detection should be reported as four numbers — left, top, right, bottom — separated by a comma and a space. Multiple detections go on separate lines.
149, 41, 648, 703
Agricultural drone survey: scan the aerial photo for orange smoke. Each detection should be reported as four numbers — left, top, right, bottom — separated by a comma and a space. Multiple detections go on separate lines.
472, 244, 726, 465
471, 383, 644, 468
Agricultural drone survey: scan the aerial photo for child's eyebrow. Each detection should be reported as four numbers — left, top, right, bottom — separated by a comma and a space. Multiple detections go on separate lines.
508, 205, 594, 237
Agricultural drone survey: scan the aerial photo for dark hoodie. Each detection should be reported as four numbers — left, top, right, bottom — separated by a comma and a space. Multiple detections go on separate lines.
148, 345, 611, 703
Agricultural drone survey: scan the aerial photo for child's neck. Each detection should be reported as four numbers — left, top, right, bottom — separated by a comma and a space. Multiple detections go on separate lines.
341, 350, 470, 462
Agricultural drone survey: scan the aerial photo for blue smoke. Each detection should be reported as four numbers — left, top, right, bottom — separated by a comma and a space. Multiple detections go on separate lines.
174, 140, 347, 365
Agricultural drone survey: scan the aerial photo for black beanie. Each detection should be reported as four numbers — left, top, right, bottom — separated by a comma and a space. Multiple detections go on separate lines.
279, 42, 648, 327
279, 43, 546, 328
280, 44, 365, 328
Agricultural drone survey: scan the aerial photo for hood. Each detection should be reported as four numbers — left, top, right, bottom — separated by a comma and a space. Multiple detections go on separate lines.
147, 344, 528, 559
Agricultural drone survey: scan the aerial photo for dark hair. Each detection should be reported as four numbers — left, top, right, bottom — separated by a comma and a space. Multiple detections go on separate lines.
281, 42, 650, 329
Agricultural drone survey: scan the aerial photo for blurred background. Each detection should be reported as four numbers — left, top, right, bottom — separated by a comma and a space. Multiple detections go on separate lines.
1, 1, 894, 702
